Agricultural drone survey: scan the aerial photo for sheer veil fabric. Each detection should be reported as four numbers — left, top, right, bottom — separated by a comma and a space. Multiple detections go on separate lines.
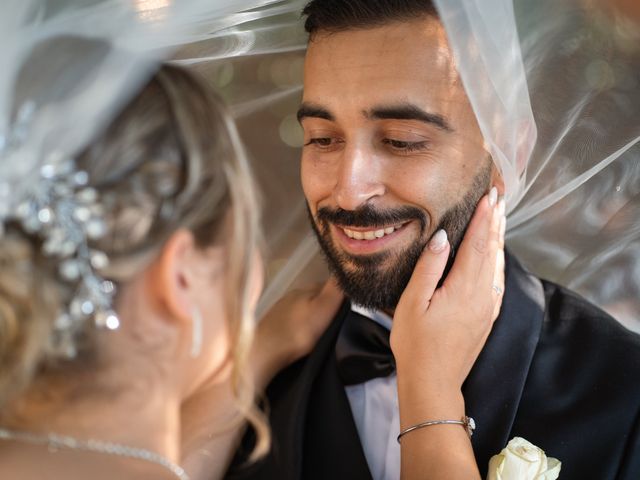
432, 0, 640, 330
0, 0, 304, 251
2, 0, 638, 331
185, 0, 640, 331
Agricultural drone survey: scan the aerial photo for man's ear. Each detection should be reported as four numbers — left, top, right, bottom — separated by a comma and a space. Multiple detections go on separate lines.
147, 229, 196, 325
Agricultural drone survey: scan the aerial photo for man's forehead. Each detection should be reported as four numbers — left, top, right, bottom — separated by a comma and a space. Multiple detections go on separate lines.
303, 19, 463, 104
305, 18, 457, 74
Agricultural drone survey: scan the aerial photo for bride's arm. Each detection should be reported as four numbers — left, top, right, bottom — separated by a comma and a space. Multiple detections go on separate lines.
392, 190, 505, 480
180, 279, 343, 480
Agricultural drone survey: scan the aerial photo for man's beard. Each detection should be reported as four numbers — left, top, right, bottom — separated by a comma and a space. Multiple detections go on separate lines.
309, 162, 493, 311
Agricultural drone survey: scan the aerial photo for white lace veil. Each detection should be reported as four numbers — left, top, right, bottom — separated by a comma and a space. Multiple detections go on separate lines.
2, 0, 638, 331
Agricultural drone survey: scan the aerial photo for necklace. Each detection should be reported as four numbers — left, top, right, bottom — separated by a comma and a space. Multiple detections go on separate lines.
0, 427, 190, 480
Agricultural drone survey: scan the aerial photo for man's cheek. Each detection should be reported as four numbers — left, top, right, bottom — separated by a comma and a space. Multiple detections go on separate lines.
301, 169, 321, 212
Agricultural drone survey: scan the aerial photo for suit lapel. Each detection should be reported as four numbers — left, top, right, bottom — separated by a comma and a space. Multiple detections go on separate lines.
463, 253, 546, 477
303, 333, 372, 479
266, 300, 371, 480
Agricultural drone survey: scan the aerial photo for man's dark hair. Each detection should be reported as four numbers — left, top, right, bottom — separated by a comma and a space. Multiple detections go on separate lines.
302, 0, 438, 36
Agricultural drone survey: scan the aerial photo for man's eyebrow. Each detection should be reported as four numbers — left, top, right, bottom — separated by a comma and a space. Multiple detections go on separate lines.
297, 103, 335, 123
367, 104, 453, 132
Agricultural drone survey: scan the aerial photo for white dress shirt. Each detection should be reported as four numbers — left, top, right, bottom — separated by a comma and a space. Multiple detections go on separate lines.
346, 304, 401, 480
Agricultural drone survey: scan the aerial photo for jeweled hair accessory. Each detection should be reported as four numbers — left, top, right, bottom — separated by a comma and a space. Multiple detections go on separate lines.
0, 102, 119, 359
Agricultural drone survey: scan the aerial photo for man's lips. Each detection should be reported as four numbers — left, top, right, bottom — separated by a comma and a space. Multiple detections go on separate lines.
330, 221, 413, 255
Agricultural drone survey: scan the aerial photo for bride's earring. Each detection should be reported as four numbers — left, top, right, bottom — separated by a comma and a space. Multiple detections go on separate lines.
190, 307, 203, 358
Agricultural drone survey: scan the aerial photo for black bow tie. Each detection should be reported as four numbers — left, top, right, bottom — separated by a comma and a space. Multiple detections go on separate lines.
335, 309, 396, 386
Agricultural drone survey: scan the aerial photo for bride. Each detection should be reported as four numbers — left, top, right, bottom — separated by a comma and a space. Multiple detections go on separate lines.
0, 59, 347, 479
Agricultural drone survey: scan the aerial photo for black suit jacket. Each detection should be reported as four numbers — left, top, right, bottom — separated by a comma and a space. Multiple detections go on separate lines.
227, 254, 640, 479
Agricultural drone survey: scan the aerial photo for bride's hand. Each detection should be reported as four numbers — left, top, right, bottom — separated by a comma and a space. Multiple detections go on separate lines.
391, 189, 505, 404
391, 190, 504, 480
252, 277, 344, 389
180, 278, 342, 480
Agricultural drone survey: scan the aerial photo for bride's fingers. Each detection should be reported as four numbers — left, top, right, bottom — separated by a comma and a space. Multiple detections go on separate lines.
398, 228, 451, 313
484, 197, 503, 289
479, 195, 503, 312
492, 209, 506, 320
444, 188, 498, 294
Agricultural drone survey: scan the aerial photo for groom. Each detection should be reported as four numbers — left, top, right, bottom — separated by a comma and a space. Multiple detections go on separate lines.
226, 1, 640, 479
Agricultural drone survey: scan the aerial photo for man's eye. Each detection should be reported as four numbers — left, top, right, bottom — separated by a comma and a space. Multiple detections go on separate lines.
383, 139, 429, 152
305, 138, 335, 148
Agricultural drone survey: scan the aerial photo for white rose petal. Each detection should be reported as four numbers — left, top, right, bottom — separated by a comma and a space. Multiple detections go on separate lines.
487, 437, 561, 480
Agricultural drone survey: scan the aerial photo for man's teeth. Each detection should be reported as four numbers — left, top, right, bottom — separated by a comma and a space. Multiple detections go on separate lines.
343, 225, 399, 240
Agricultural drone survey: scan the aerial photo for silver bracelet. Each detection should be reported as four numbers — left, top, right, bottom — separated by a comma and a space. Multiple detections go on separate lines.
397, 416, 476, 444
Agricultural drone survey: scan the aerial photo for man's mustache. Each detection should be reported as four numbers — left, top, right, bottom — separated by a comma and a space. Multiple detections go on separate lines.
316, 205, 428, 233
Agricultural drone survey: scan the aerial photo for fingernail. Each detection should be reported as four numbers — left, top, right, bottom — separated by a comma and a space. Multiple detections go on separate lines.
489, 187, 498, 207
497, 197, 506, 216
429, 229, 448, 253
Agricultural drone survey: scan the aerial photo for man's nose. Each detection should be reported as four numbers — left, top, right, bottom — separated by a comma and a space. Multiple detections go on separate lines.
333, 144, 385, 211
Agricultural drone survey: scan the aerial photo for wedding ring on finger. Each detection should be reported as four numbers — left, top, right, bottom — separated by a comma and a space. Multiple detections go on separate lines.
492, 284, 503, 296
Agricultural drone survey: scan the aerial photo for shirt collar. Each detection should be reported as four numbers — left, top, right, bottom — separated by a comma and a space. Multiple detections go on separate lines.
351, 303, 393, 331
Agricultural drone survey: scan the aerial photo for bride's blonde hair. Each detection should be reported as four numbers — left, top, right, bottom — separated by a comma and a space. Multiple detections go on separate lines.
0, 64, 268, 457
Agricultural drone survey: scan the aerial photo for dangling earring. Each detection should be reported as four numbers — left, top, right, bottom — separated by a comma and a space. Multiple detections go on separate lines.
190, 307, 203, 358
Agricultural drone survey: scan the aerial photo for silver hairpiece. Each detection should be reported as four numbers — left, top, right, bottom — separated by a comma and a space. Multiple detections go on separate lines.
0, 102, 119, 359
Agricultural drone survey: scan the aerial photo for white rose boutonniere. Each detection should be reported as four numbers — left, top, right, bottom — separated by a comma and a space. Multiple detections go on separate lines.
487, 437, 561, 480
